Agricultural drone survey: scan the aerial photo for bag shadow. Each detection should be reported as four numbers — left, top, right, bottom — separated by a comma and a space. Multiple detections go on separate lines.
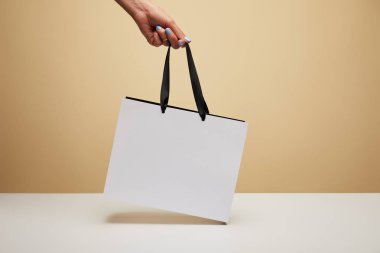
105, 211, 226, 225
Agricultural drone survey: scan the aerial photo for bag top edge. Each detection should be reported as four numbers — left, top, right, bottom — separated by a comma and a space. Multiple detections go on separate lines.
125, 96, 245, 123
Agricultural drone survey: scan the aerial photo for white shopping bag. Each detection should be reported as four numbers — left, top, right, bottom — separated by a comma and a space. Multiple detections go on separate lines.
104, 45, 248, 222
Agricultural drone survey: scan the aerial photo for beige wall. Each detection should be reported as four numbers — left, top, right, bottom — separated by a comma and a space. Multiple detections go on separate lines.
1, 0, 379, 193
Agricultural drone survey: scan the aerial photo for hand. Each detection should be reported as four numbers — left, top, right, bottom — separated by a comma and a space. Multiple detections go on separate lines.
116, 0, 191, 49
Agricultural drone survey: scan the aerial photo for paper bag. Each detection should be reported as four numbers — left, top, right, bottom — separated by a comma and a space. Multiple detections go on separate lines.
104, 45, 248, 222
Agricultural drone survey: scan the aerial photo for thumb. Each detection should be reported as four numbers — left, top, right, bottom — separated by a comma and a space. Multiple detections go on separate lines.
135, 17, 163, 47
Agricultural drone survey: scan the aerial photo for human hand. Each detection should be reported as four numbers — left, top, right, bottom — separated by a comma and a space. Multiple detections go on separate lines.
116, 0, 191, 49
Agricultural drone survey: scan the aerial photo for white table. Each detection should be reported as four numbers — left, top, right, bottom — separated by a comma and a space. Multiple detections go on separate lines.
0, 194, 379, 253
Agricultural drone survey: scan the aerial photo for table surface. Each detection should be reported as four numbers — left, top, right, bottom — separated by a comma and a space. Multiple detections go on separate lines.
0, 193, 379, 253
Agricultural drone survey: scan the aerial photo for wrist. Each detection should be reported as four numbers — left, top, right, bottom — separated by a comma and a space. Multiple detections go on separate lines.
116, 0, 152, 18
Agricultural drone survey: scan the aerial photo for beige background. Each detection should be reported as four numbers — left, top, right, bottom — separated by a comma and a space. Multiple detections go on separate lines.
0, 0, 379, 192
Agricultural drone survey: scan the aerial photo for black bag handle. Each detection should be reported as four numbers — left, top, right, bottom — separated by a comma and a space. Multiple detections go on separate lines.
160, 44, 209, 121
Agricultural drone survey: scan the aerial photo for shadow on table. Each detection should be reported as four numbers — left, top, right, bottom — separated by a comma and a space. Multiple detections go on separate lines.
105, 211, 225, 225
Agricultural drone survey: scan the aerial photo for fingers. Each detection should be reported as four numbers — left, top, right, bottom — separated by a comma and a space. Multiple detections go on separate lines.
167, 21, 188, 48
144, 31, 162, 47
151, 32, 162, 47
137, 21, 163, 47
184, 36, 191, 44
156, 25, 169, 46
165, 27, 180, 49
154, 24, 191, 49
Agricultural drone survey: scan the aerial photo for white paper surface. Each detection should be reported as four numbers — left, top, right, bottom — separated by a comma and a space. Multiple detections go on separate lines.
104, 98, 248, 222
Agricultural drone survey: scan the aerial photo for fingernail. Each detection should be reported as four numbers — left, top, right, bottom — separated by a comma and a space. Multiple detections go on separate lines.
184, 36, 191, 43
156, 25, 162, 31
165, 28, 172, 35
178, 40, 185, 47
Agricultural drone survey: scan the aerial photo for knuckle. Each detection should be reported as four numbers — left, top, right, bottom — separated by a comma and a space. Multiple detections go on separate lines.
147, 37, 158, 46
147, 37, 154, 45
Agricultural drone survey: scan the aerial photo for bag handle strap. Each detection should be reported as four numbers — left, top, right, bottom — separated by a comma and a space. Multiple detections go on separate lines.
160, 44, 209, 121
